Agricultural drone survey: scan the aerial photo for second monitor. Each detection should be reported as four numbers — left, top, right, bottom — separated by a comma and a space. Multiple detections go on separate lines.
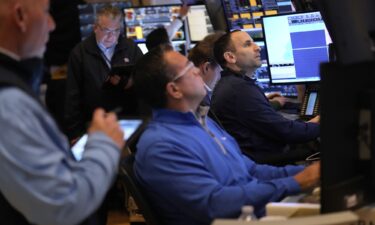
262, 11, 332, 84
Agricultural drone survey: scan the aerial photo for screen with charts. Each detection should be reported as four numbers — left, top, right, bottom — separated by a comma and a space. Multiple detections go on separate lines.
221, 0, 294, 39
262, 11, 332, 84
186, 5, 214, 42
124, 5, 186, 43
77, 1, 130, 40
254, 41, 298, 97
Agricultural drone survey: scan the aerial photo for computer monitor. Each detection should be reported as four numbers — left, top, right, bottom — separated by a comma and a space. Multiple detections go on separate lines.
316, 0, 375, 64
320, 62, 375, 213
220, 0, 294, 39
123, 5, 186, 43
186, 5, 214, 42
255, 41, 298, 97
262, 11, 332, 84
204, 0, 228, 32
77, 1, 130, 40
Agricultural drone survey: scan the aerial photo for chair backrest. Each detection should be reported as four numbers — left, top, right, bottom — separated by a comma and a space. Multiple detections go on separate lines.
120, 155, 161, 225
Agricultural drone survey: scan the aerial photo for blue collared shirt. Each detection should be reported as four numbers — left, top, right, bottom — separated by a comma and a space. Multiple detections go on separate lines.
134, 108, 304, 225
98, 42, 116, 68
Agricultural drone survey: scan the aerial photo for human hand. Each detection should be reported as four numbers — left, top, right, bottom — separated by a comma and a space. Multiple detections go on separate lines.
308, 115, 320, 124
270, 96, 287, 107
109, 75, 121, 86
294, 161, 320, 191
179, 3, 189, 18
88, 108, 125, 149
266, 92, 282, 99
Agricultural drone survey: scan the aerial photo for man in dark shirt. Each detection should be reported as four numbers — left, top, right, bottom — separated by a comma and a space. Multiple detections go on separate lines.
211, 31, 320, 165
65, 4, 143, 141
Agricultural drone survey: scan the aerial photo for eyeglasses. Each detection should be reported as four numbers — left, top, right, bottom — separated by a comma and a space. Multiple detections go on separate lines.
97, 24, 122, 36
171, 62, 196, 82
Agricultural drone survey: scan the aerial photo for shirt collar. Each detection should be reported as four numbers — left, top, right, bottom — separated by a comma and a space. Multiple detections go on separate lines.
222, 67, 257, 82
204, 83, 212, 92
152, 108, 200, 124
97, 42, 116, 53
0, 47, 20, 61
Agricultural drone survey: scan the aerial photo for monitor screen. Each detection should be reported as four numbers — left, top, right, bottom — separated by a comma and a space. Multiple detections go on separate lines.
77, 2, 130, 40
124, 5, 186, 43
221, 0, 294, 39
255, 41, 298, 97
262, 11, 332, 84
186, 5, 214, 42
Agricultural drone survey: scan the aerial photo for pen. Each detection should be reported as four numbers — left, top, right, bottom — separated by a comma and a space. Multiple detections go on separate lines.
109, 107, 123, 116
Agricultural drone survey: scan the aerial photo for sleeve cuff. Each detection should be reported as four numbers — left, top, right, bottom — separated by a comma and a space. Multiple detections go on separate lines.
281, 176, 301, 195
284, 165, 305, 176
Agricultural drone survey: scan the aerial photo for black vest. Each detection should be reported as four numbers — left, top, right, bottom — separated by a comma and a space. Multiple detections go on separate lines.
0, 54, 106, 225
0, 54, 40, 225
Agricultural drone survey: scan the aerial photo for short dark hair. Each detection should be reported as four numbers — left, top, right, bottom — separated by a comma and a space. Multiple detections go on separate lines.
213, 30, 240, 68
188, 32, 225, 67
145, 27, 170, 51
134, 44, 175, 108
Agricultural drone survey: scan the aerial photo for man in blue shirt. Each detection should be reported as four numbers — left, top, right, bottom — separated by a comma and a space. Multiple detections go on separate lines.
0, 0, 124, 224
188, 32, 225, 106
211, 31, 320, 164
133, 44, 320, 225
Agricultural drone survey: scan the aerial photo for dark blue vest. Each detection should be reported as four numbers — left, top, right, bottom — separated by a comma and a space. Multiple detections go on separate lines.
0, 54, 106, 225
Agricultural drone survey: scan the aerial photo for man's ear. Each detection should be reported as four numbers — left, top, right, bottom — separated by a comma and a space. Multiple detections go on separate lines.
14, 3, 27, 33
166, 82, 183, 99
223, 51, 236, 64
199, 62, 210, 76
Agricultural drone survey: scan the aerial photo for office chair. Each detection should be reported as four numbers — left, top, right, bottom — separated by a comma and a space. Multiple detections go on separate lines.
120, 154, 161, 225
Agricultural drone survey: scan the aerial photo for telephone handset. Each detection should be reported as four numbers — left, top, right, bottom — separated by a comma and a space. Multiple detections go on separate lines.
300, 86, 320, 120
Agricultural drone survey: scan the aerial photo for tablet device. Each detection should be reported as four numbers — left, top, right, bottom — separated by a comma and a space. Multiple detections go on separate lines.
109, 65, 135, 78
71, 118, 144, 161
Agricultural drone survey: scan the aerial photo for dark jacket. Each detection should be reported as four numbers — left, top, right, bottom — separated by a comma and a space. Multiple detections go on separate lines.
64, 34, 143, 139
211, 68, 319, 161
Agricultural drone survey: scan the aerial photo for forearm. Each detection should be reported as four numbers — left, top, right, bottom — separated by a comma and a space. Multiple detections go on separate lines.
246, 156, 305, 179
0, 133, 120, 225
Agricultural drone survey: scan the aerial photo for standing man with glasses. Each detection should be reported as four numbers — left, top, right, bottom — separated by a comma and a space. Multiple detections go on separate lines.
65, 4, 143, 142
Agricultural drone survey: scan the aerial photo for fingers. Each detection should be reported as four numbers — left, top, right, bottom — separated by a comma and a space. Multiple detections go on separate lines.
308, 115, 320, 124
267, 92, 282, 99
89, 108, 125, 149
294, 161, 320, 190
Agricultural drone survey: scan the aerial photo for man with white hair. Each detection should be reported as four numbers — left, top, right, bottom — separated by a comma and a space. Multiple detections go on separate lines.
0, 0, 124, 224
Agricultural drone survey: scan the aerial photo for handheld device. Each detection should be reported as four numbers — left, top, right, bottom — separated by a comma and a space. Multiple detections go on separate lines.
71, 118, 145, 161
